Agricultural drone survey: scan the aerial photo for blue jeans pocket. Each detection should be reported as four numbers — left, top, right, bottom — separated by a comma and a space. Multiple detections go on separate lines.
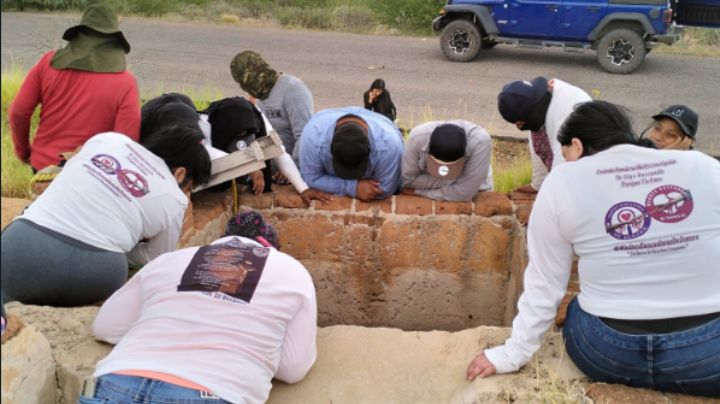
566, 327, 634, 385
675, 373, 720, 397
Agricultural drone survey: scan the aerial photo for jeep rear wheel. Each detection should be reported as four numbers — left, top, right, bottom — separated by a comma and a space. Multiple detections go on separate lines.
596, 28, 646, 74
440, 20, 481, 62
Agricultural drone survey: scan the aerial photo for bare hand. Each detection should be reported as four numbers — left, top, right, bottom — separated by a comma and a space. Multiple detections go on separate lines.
401, 187, 416, 195
300, 188, 334, 205
356, 179, 383, 201
466, 351, 497, 381
249, 170, 265, 195
273, 171, 290, 185
513, 184, 538, 194
663, 135, 693, 151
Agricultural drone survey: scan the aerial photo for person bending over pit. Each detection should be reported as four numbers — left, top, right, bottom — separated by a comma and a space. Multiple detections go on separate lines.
1, 127, 211, 307
401, 120, 493, 201
466, 100, 720, 398
80, 210, 317, 404
200, 97, 332, 204
298, 107, 404, 201
497, 76, 591, 193
230, 50, 314, 171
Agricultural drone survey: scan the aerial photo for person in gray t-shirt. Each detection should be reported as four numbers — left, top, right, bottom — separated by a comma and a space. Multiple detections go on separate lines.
230, 51, 314, 170
401, 120, 493, 201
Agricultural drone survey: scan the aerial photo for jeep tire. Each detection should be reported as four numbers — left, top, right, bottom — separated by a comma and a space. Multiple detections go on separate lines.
596, 28, 646, 74
440, 20, 481, 62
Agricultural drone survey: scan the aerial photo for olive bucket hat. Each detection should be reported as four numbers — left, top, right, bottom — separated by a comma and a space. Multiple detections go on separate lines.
62, 4, 131, 53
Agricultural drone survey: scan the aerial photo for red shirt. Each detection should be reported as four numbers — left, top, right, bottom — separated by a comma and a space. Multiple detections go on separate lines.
9, 51, 141, 170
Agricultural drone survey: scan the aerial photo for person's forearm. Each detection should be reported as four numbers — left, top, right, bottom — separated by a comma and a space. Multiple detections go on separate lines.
274, 152, 308, 193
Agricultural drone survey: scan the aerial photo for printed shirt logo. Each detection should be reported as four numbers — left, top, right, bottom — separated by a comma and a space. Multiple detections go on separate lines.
605, 185, 694, 241
645, 185, 693, 223
605, 201, 651, 240
91, 154, 149, 197
177, 240, 270, 303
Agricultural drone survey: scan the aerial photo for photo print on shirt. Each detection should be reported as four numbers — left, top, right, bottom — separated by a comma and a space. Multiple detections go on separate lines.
177, 241, 269, 303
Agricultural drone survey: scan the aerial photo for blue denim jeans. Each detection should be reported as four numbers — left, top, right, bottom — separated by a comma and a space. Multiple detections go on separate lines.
563, 298, 720, 397
77, 374, 232, 404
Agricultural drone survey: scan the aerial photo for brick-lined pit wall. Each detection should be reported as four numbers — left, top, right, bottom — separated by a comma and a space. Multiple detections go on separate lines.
179, 186, 579, 332
180, 186, 531, 331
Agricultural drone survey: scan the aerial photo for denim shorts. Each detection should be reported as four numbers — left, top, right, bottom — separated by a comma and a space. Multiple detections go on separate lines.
78, 374, 232, 404
563, 297, 720, 398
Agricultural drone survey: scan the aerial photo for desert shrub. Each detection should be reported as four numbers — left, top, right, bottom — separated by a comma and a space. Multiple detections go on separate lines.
333, 5, 376, 32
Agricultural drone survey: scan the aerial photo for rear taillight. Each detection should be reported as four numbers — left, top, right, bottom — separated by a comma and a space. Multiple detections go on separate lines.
663, 8, 673, 24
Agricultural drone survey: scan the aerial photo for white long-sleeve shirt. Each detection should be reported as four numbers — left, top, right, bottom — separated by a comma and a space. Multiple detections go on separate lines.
93, 236, 318, 403
486, 145, 720, 373
19, 132, 187, 266
530, 79, 592, 190
199, 110, 309, 193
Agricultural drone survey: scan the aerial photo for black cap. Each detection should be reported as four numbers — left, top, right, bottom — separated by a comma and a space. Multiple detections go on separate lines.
206, 97, 261, 153
652, 105, 699, 138
331, 118, 370, 180
498, 76, 548, 123
429, 124, 467, 162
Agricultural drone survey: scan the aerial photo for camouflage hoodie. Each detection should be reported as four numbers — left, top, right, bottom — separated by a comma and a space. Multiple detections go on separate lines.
230, 51, 279, 100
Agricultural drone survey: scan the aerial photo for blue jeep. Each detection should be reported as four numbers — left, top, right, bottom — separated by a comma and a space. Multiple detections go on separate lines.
432, 0, 720, 74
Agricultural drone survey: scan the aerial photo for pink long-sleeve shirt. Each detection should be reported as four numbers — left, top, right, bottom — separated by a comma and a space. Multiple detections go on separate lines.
9, 51, 140, 170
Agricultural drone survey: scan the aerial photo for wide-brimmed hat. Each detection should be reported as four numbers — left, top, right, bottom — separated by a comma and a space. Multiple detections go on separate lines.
652, 105, 699, 138
62, 5, 130, 53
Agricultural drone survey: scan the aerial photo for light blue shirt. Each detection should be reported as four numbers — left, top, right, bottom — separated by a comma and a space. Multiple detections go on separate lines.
298, 107, 404, 199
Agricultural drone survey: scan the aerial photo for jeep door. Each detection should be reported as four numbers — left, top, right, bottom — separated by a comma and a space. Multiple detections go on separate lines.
504, 0, 562, 38
559, 0, 607, 40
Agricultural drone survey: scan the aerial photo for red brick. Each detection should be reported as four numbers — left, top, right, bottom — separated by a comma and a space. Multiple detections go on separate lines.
314, 195, 353, 211
516, 205, 532, 225
239, 192, 273, 209
508, 191, 537, 202
274, 185, 308, 209
435, 201, 473, 215
355, 197, 393, 214
379, 218, 468, 272
473, 192, 513, 217
395, 195, 433, 216
466, 219, 512, 274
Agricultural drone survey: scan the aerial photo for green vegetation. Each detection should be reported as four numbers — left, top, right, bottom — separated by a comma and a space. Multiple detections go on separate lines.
3, 0, 718, 54
1, 66, 35, 199
3, 0, 446, 35
1, 69, 532, 198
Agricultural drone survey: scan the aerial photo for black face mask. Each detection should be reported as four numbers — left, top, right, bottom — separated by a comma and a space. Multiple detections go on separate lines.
519, 92, 552, 132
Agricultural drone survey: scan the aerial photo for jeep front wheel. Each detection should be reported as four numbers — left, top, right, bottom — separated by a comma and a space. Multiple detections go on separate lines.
440, 20, 481, 62
596, 28, 646, 74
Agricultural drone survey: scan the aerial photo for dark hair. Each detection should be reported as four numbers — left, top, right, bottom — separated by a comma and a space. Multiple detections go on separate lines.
370, 78, 386, 91
141, 125, 211, 187
557, 100, 652, 157
141, 93, 199, 142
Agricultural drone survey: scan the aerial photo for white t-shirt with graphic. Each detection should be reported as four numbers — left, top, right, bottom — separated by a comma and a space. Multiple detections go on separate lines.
92, 236, 318, 404
486, 145, 720, 373
20, 132, 187, 265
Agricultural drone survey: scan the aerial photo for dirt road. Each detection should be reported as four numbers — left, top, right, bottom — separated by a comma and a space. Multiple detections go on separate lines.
2, 12, 718, 153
